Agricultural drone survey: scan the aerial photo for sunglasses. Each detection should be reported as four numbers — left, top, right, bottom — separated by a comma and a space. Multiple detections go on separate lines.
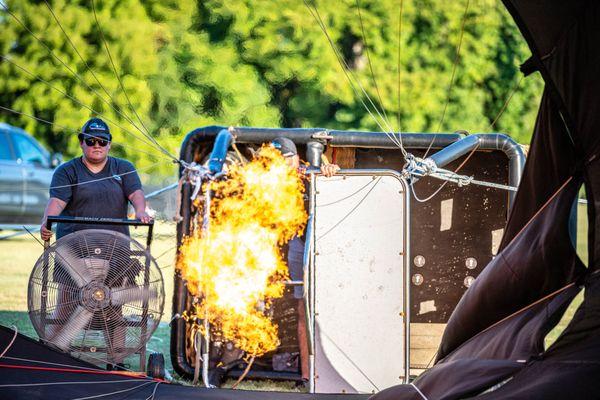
83, 137, 110, 147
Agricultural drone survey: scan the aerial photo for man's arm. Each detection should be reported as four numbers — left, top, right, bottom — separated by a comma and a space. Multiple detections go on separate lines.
40, 197, 67, 241
128, 189, 152, 223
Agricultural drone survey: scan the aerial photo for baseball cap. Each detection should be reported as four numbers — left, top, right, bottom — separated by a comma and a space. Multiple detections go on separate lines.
271, 137, 297, 157
79, 118, 111, 141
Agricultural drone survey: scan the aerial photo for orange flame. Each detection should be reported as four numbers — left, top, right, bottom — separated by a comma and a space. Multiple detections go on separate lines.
178, 146, 306, 357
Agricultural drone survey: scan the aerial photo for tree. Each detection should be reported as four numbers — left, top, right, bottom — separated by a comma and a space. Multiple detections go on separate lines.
198, 0, 543, 143
1, 0, 545, 181
0, 0, 171, 174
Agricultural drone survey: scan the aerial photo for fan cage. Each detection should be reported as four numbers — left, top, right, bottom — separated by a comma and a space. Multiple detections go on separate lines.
28, 229, 165, 365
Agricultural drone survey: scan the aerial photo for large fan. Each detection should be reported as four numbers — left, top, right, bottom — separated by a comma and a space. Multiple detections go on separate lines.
27, 229, 165, 366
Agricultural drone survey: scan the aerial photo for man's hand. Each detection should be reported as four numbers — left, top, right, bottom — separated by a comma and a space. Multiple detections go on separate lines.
135, 209, 153, 224
129, 189, 152, 224
320, 163, 340, 178
40, 197, 66, 242
40, 221, 53, 241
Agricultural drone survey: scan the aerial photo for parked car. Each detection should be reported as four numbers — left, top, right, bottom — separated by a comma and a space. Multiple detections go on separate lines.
0, 123, 61, 228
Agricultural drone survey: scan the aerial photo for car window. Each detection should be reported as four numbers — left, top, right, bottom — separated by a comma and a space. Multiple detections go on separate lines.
0, 132, 13, 160
12, 133, 49, 167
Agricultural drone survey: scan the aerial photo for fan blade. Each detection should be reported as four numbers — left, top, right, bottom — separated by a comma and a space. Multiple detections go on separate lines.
83, 258, 110, 282
110, 286, 157, 306
54, 245, 92, 287
50, 305, 94, 351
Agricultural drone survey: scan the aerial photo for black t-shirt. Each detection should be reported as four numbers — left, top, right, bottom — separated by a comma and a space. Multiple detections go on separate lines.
49, 156, 142, 238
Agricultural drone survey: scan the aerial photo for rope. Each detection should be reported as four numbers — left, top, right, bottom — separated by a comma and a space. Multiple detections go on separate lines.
0, 363, 152, 379
489, 75, 524, 130
0, 56, 171, 159
144, 183, 179, 200
410, 141, 479, 202
317, 177, 382, 241
397, 0, 404, 133
410, 180, 449, 203
0, 379, 147, 388
2, 356, 104, 372
72, 381, 154, 400
145, 381, 161, 400
303, 0, 407, 156
0, 5, 169, 156
423, 0, 471, 160
355, 0, 391, 127
0, 106, 166, 161
231, 356, 255, 389
318, 327, 379, 391
317, 178, 376, 207
410, 383, 429, 400
90, 0, 172, 160
41, 0, 147, 138
0, 160, 170, 193
0, 326, 18, 359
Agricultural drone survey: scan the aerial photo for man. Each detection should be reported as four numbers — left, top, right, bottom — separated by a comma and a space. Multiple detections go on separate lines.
272, 137, 339, 385
39, 117, 151, 368
40, 117, 150, 240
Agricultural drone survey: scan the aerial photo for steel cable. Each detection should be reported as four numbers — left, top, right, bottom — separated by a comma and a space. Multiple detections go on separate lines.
91, 0, 177, 161
0, 56, 171, 159
41, 0, 149, 138
0, 4, 168, 156
303, 0, 407, 156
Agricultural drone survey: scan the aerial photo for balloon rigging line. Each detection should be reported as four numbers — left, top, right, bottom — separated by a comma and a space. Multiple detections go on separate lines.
310, 1, 404, 153
0, 105, 168, 161
435, 0, 471, 134
0, 56, 172, 159
145, 381, 161, 400
424, 0, 471, 160
90, 0, 174, 161
0, 326, 18, 359
317, 178, 376, 207
0, 362, 151, 379
355, 0, 408, 156
489, 75, 524, 130
303, 0, 407, 156
355, 0, 392, 129
410, 142, 479, 203
0, 379, 151, 388
319, 327, 379, 391
0, 160, 171, 193
72, 381, 154, 400
397, 0, 404, 133
317, 177, 382, 241
41, 0, 149, 139
0, 4, 164, 152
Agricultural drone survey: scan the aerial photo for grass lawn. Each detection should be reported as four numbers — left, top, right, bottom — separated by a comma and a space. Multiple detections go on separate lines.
0, 203, 589, 388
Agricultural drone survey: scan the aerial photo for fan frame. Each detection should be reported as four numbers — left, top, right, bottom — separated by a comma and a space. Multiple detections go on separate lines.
29, 216, 162, 371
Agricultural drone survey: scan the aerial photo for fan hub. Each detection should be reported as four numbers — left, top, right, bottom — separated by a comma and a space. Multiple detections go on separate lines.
92, 288, 106, 301
81, 283, 111, 310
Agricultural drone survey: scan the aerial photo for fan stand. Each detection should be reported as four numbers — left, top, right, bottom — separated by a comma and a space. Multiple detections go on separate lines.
40, 216, 156, 372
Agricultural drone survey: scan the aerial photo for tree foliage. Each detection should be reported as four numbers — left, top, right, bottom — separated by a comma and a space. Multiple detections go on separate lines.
0, 0, 543, 179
